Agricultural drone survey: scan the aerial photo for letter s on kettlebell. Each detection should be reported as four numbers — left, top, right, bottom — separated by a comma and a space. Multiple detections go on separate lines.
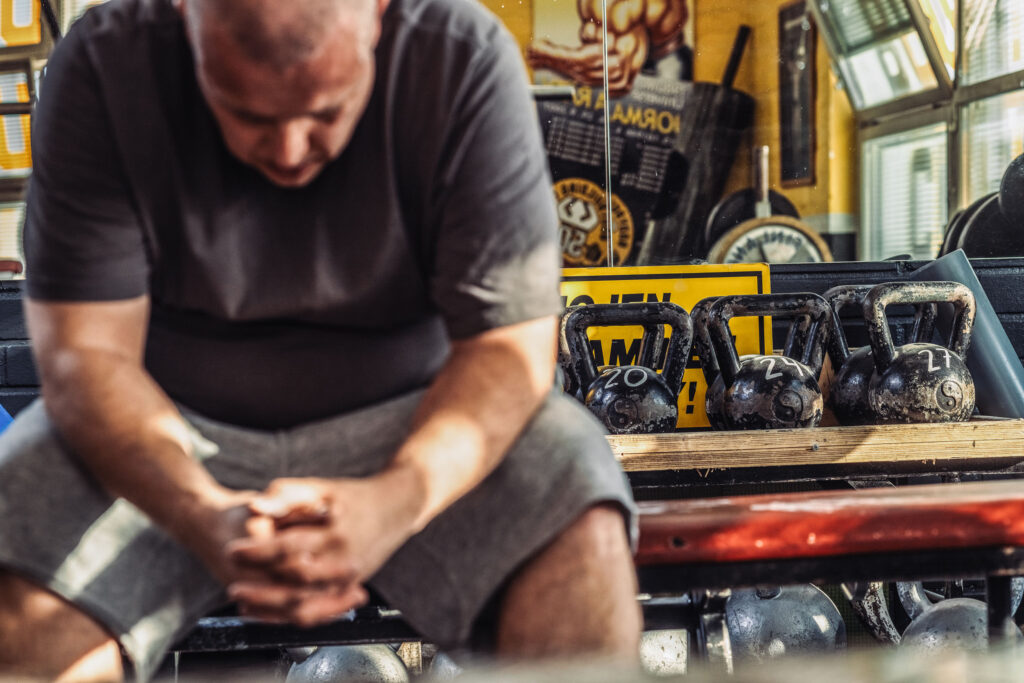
864, 281, 976, 423
563, 302, 693, 434
706, 293, 833, 430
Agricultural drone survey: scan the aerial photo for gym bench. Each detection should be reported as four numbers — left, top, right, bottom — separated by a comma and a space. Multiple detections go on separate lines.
174, 477, 1024, 654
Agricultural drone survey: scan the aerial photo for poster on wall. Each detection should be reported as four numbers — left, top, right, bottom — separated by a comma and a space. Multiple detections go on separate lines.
537, 77, 690, 267
526, 0, 696, 267
528, 0, 695, 95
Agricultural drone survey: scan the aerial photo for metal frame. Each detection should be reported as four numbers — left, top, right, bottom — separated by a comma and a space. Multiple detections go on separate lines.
807, 0, 952, 121
852, 0, 1024, 254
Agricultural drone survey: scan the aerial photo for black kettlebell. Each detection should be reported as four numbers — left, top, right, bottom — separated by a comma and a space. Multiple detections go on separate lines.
564, 302, 693, 434
698, 297, 820, 431
826, 284, 938, 425
863, 281, 976, 423
706, 293, 832, 430
1000, 153, 1024, 227
558, 312, 665, 400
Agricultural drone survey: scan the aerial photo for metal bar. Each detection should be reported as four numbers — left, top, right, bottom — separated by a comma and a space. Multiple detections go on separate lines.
637, 546, 1024, 595
856, 89, 948, 128
39, 0, 61, 43
173, 608, 418, 652
953, 70, 1024, 108
626, 458, 1024, 493
175, 597, 701, 653
0, 102, 33, 116
529, 85, 576, 101
858, 103, 947, 142
905, 0, 953, 95
986, 575, 1018, 644
600, 0, 613, 268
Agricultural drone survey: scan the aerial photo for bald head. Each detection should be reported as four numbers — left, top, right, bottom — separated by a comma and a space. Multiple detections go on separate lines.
183, 0, 386, 187
183, 0, 379, 71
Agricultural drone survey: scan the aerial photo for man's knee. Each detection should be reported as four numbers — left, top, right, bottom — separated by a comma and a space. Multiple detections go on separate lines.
526, 392, 615, 459
0, 569, 122, 678
563, 503, 634, 560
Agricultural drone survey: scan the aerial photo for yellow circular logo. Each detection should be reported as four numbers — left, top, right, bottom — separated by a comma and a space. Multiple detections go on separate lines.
553, 178, 634, 267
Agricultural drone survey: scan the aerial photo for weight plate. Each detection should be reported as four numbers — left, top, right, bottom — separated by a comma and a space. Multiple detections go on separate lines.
940, 193, 994, 257
957, 194, 1024, 258
704, 189, 800, 251
706, 215, 832, 264
938, 210, 964, 258
1000, 154, 1024, 226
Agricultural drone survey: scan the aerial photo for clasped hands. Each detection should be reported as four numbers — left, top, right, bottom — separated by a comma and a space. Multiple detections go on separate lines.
210, 475, 421, 627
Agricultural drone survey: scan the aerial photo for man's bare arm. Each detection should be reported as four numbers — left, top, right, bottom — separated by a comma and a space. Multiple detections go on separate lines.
24, 297, 264, 581
227, 315, 559, 625
388, 314, 559, 528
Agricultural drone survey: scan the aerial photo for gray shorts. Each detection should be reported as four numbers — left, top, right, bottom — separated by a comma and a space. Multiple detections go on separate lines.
0, 390, 635, 682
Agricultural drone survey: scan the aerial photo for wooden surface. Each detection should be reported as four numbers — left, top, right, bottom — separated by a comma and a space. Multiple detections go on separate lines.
608, 419, 1024, 472
636, 477, 1024, 565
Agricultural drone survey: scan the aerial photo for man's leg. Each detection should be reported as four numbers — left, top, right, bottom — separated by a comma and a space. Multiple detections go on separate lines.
495, 504, 641, 658
0, 571, 122, 681
0, 400, 287, 681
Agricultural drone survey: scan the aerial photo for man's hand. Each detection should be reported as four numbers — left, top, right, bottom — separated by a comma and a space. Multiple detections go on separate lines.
177, 489, 282, 587
224, 474, 422, 626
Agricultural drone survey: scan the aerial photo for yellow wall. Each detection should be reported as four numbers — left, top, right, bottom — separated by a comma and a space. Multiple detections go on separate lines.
693, 0, 858, 230
480, 0, 534, 61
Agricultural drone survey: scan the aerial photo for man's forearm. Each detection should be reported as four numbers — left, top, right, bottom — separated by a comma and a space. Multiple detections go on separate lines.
382, 316, 558, 532
38, 348, 234, 539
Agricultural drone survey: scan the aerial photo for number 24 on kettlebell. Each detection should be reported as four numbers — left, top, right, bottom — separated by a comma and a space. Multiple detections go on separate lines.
705, 293, 833, 430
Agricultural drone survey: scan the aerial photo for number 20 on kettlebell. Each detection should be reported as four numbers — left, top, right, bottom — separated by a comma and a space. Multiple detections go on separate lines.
563, 302, 694, 434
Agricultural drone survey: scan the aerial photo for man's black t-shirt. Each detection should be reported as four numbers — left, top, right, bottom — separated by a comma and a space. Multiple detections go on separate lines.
24, 0, 561, 428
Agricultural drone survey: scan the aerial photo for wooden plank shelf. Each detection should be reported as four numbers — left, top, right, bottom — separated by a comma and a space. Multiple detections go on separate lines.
607, 419, 1024, 473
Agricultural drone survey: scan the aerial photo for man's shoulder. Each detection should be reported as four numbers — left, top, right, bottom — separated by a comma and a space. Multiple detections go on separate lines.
384, 0, 507, 53
67, 0, 178, 47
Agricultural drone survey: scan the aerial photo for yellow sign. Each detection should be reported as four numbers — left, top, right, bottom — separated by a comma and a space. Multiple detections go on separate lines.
0, 0, 40, 48
561, 264, 771, 429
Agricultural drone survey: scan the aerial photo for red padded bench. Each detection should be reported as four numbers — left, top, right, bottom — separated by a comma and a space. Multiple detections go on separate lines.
636, 477, 1024, 642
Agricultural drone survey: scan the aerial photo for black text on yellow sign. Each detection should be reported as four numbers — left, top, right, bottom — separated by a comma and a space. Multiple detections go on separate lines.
561, 264, 772, 429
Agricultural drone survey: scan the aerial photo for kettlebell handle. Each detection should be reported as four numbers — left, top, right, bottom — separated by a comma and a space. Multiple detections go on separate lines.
823, 285, 873, 368
563, 302, 694, 397
690, 297, 720, 386
863, 281, 976, 373
825, 284, 939, 368
707, 293, 832, 386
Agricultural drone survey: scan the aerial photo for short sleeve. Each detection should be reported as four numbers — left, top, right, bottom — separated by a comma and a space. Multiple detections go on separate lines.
24, 17, 149, 301
428, 23, 562, 339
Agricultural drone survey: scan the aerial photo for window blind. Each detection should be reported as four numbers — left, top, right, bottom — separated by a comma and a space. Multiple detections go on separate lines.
962, 0, 1024, 85
862, 123, 948, 261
